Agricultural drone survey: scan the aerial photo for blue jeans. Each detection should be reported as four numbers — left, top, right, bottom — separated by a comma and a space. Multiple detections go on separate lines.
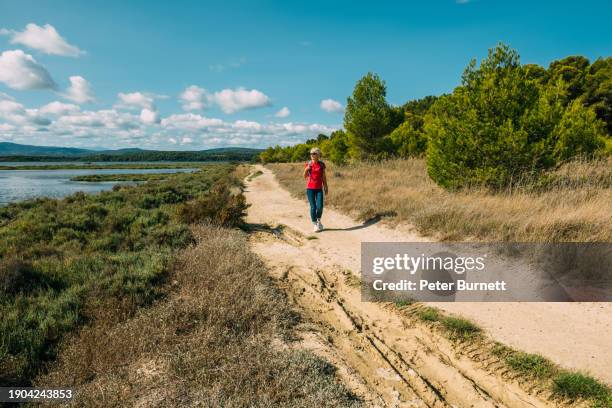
306, 189, 324, 223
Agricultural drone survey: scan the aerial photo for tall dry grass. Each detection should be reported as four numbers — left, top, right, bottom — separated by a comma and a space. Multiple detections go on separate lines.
269, 158, 612, 242
36, 225, 361, 407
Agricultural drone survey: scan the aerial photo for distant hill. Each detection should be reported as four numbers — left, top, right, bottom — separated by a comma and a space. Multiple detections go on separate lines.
0, 142, 93, 156
0, 142, 263, 162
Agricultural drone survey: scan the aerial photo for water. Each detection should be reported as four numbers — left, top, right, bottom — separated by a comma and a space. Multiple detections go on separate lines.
0, 167, 196, 205
0, 161, 203, 167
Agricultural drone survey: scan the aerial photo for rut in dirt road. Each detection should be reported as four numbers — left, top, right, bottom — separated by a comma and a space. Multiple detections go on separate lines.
243, 167, 569, 408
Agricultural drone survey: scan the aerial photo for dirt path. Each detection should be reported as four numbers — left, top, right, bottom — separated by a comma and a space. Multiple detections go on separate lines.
243, 165, 611, 406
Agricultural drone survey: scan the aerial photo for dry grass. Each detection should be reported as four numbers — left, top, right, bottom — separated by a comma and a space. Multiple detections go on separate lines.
233, 164, 253, 181
268, 158, 612, 242
35, 225, 361, 407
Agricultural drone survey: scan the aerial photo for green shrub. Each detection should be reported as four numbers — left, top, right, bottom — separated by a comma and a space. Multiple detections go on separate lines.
389, 120, 428, 158
177, 181, 249, 228
0, 259, 52, 295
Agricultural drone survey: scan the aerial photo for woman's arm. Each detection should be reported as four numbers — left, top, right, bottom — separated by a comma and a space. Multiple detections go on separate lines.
303, 165, 310, 179
322, 168, 328, 194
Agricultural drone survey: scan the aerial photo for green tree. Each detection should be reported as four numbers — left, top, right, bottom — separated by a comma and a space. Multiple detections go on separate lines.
547, 56, 590, 102
583, 57, 612, 134
323, 130, 349, 164
291, 144, 311, 162
425, 43, 606, 189
402, 95, 438, 118
259, 146, 275, 163
344, 72, 394, 158
389, 119, 428, 158
552, 99, 606, 161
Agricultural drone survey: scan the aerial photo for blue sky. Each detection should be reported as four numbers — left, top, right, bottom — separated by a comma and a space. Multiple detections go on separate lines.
0, 0, 610, 150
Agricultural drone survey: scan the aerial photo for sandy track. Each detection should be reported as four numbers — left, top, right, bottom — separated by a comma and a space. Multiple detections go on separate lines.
243, 165, 610, 405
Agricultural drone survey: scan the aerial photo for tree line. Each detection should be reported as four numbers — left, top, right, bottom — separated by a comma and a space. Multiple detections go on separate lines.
0, 149, 262, 163
259, 43, 611, 189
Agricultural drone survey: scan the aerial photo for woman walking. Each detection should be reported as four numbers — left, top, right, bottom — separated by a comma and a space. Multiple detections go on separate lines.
303, 147, 328, 232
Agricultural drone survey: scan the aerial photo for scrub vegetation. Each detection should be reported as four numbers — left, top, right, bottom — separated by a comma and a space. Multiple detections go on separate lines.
1, 164, 358, 405
35, 226, 361, 407
0, 164, 241, 386
260, 44, 611, 192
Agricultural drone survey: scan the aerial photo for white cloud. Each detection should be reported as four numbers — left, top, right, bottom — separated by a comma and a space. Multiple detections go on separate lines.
140, 108, 160, 124
320, 98, 344, 113
0, 49, 56, 90
233, 120, 262, 131
0, 99, 27, 120
2, 23, 83, 57
40, 101, 80, 115
159, 113, 338, 147
210, 87, 271, 114
63, 75, 95, 104
274, 106, 290, 118
54, 109, 140, 131
116, 92, 157, 110
179, 85, 207, 111
161, 113, 224, 130
0, 95, 340, 149
178, 86, 272, 114
0, 99, 50, 126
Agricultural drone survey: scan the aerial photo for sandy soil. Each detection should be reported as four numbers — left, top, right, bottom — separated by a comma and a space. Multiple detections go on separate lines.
244, 164, 612, 394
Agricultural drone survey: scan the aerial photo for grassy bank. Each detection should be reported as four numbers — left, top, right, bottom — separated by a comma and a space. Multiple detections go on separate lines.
35, 225, 361, 407
268, 158, 612, 242
0, 163, 204, 170
0, 164, 245, 386
69, 173, 185, 182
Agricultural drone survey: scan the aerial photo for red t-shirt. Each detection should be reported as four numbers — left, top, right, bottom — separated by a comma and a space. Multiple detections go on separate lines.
305, 161, 325, 189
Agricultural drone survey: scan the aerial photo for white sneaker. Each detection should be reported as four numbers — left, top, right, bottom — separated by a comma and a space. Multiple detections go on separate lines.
313, 222, 319, 232
316, 220, 323, 231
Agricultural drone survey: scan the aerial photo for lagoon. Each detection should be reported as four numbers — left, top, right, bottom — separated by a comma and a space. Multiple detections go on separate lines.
0, 167, 196, 205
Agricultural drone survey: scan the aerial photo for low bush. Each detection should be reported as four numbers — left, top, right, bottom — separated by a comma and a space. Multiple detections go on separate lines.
177, 179, 249, 227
